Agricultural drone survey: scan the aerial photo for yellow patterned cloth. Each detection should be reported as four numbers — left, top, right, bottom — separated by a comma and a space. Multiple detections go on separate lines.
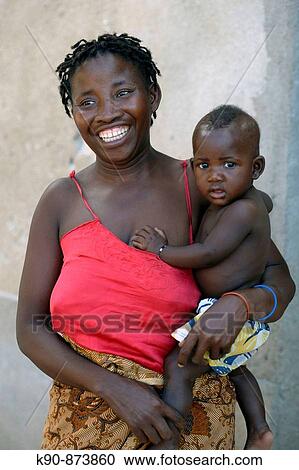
41, 336, 236, 450
172, 297, 270, 375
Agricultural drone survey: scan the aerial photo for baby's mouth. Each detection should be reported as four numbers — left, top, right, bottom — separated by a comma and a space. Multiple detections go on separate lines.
98, 126, 129, 143
209, 188, 226, 198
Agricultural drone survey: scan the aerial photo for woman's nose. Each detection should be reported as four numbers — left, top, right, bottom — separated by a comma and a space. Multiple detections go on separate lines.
95, 98, 122, 124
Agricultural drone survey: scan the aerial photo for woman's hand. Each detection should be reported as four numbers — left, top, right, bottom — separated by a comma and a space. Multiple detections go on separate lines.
100, 371, 184, 445
147, 421, 181, 449
177, 295, 247, 366
130, 225, 168, 255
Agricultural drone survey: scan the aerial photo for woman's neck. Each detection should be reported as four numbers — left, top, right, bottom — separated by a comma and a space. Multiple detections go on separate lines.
93, 146, 158, 184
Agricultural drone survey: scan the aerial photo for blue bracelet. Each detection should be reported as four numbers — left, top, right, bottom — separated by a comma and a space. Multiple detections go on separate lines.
254, 284, 278, 321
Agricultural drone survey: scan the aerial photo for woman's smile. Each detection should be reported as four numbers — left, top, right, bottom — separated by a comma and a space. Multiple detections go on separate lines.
98, 125, 130, 144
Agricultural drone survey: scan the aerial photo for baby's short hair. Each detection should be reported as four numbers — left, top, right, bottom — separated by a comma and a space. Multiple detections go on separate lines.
194, 104, 260, 156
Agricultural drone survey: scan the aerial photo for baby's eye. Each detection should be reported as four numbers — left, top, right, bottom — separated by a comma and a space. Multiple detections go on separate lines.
198, 162, 209, 169
224, 161, 236, 168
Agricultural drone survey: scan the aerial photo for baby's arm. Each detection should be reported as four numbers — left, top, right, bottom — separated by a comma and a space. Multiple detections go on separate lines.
131, 199, 257, 269
258, 190, 273, 213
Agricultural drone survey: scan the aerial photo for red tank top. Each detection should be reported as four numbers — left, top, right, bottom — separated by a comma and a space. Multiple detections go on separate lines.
50, 161, 200, 373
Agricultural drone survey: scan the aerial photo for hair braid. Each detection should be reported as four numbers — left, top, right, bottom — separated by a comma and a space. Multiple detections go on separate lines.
56, 33, 161, 120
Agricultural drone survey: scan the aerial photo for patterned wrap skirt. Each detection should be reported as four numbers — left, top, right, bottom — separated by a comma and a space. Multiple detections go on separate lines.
41, 336, 236, 450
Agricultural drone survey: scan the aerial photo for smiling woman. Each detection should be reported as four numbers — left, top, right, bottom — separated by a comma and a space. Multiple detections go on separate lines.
16, 33, 295, 450
69, 53, 160, 165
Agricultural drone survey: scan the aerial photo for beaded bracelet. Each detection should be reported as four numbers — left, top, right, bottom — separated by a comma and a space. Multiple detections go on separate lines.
221, 291, 251, 321
253, 284, 278, 321
158, 244, 168, 257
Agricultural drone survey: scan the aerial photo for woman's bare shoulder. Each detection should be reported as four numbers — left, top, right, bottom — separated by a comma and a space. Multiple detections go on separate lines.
155, 152, 192, 174
35, 174, 76, 222
156, 152, 191, 165
156, 152, 205, 195
44, 174, 75, 194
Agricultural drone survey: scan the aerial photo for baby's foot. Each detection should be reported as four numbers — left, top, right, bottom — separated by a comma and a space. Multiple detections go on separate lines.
245, 426, 273, 450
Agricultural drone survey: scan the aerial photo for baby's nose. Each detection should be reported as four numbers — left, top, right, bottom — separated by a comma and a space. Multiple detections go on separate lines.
208, 170, 224, 182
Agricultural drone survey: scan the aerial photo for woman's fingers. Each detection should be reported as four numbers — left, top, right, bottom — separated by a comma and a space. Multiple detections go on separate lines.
152, 419, 173, 441
208, 346, 221, 360
143, 425, 161, 445
191, 340, 209, 365
130, 427, 148, 444
105, 377, 183, 446
144, 404, 183, 443
162, 406, 185, 431
221, 344, 232, 355
177, 333, 197, 366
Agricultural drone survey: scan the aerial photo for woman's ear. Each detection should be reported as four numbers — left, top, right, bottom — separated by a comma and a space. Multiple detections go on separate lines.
252, 155, 265, 180
149, 83, 162, 115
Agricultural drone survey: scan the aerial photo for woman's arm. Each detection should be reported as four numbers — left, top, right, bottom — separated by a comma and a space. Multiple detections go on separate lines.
16, 180, 183, 445
239, 240, 295, 323
177, 240, 295, 366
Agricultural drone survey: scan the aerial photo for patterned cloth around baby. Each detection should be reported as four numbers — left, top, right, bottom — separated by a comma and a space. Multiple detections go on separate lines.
172, 297, 270, 376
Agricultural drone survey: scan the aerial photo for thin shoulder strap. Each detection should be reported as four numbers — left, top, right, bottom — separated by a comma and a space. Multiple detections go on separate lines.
181, 160, 193, 244
69, 170, 99, 220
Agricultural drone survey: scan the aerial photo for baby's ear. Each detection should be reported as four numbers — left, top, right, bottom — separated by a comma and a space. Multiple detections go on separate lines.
252, 155, 265, 180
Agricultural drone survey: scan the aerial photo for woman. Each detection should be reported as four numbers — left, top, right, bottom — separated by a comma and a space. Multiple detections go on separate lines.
16, 33, 295, 450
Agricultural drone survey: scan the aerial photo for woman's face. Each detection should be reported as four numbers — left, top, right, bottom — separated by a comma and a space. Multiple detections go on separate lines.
70, 53, 160, 165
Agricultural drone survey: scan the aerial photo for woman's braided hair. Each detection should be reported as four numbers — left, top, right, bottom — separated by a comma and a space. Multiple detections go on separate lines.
56, 33, 161, 120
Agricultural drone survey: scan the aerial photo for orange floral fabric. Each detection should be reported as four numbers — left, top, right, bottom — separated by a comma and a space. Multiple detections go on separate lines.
41, 339, 235, 450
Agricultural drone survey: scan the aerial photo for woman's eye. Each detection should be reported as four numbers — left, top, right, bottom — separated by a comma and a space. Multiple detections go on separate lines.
198, 162, 209, 169
116, 89, 133, 98
79, 99, 95, 108
224, 162, 236, 168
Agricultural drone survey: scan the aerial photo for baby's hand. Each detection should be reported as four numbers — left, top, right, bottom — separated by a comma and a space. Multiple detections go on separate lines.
130, 225, 168, 255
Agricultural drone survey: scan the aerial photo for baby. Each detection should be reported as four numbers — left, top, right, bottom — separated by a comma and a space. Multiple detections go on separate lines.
131, 105, 274, 449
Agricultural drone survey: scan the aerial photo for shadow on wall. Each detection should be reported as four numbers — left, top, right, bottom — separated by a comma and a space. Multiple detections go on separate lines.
0, 296, 51, 449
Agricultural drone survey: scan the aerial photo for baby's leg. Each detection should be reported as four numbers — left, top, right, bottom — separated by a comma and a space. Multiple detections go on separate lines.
148, 347, 209, 449
231, 366, 273, 449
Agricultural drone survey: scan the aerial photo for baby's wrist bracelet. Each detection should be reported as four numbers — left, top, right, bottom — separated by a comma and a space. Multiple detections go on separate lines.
253, 284, 278, 321
221, 292, 251, 321
158, 244, 168, 257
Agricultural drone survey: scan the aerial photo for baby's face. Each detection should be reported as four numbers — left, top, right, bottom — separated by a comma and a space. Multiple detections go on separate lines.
192, 124, 255, 206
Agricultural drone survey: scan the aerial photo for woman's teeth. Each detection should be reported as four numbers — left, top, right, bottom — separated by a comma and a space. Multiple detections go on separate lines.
98, 126, 129, 143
